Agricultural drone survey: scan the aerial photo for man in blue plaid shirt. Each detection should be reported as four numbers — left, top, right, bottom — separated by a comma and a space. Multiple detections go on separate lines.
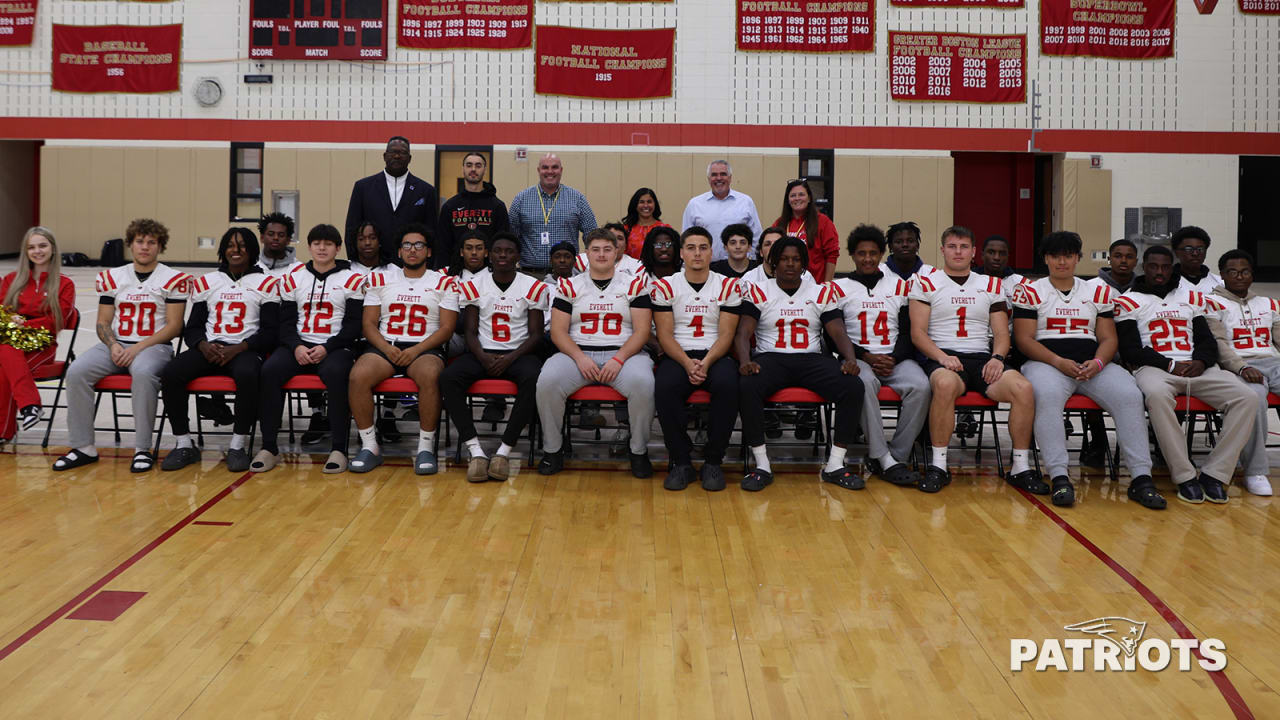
509, 153, 597, 276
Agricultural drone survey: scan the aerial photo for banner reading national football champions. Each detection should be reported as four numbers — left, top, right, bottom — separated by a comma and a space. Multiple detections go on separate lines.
535, 26, 674, 100
399, 0, 532, 49
1238, 0, 1280, 12
0, 0, 37, 47
891, 0, 1022, 7
737, 0, 874, 53
1040, 0, 1174, 59
52, 24, 181, 93
889, 31, 1025, 103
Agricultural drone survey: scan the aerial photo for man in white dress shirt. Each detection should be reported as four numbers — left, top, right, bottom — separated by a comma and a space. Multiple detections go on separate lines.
681, 160, 764, 262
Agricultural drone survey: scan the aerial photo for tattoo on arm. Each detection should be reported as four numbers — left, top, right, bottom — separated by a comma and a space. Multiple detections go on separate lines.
96, 322, 115, 346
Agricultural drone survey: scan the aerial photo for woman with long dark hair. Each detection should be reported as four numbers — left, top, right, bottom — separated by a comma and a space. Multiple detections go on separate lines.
621, 188, 671, 259
773, 179, 839, 282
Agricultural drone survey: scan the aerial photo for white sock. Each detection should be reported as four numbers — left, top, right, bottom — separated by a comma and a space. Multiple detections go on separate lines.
418, 429, 436, 453
824, 446, 848, 473
77, 445, 98, 457
876, 451, 898, 469
1011, 449, 1031, 474
173, 434, 194, 449
496, 443, 513, 457
465, 437, 486, 459
229, 433, 247, 451
751, 445, 771, 474
931, 445, 948, 469
358, 426, 379, 453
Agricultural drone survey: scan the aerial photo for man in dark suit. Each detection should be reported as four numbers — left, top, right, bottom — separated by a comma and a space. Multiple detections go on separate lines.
344, 136, 438, 264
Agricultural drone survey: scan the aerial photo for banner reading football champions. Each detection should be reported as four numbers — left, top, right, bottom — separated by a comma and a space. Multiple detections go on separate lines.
737, 0, 874, 53
52, 24, 181, 93
889, 32, 1025, 103
0, 1, 36, 47
399, 0, 532, 50
891, 0, 1022, 7
535, 26, 674, 100
1040, 0, 1174, 59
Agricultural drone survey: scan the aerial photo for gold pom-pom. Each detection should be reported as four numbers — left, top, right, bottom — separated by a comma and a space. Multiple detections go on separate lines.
0, 306, 53, 353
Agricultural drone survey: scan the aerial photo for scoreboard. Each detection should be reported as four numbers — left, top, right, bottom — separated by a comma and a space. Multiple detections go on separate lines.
250, 0, 388, 60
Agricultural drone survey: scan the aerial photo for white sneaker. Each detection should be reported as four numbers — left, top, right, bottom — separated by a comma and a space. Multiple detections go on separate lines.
1244, 475, 1273, 496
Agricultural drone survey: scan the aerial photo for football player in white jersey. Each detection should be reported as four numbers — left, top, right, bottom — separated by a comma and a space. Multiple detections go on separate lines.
536, 229, 655, 478
348, 220, 393, 277
881, 221, 937, 282
347, 224, 458, 475
257, 212, 300, 275
1206, 250, 1280, 496
54, 218, 190, 473
574, 223, 646, 278
652, 227, 742, 491
909, 225, 1039, 494
1116, 245, 1255, 504
638, 225, 679, 281
449, 229, 490, 284
1171, 226, 1223, 293
441, 233, 549, 482
1012, 232, 1160, 509
835, 225, 929, 488
159, 228, 280, 473
735, 236, 865, 492
741, 227, 803, 288
252, 224, 367, 474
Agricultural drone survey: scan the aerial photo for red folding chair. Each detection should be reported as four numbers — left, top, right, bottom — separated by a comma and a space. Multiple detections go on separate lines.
442, 378, 535, 460
1062, 394, 1119, 483
741, 387, 833, 472
954, 392, 1003, 476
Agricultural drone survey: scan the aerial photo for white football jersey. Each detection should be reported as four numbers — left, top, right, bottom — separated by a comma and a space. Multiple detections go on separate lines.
1114, 290, 1204, 362
364, 269, 458, 343
880, 261, 937, 282
575, 252, 646, 278
832, 274, 911, 353
554, 273, 650, 348
96, 263, 190, 342
740, 277, 841, 355
279, 266, 366, 344
741, 265, 811, 289
1010, 277, 1112, 342
909, 272, 1007, 353
650, 271, 742, 351
1178, 270, 1224, 294
1206, 293, 1280, 361
457, 272, 550, 351
458, 267, 490, 284
191, 271, 281, 344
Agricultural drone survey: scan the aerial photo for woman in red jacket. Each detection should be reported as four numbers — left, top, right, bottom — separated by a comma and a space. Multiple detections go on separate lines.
774, 179, 839, 282
0, 227, 77, 441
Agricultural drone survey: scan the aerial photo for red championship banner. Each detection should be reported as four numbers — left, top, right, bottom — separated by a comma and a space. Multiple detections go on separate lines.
1240, 0, 1280, 12
52, 24, 181, 93
398, 0, 532, 50
891, 0, 1022, 7
736, 0, 874, 53
1041, 0, 1173, 59
889, 32, 1025, 103
535, 26, 674, 100
0, 1, 37, 47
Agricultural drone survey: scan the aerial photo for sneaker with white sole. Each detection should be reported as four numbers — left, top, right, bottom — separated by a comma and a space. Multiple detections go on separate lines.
1245, 475, 1273, 497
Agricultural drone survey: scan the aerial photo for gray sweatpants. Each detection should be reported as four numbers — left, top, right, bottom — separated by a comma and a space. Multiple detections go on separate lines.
66, 342, 174, 450
856, 358, 930, 464
1237, 355, 1280, 477
536, 349, 654, 455
1134, 365, 1256, 485
1022, 361, 1152, 479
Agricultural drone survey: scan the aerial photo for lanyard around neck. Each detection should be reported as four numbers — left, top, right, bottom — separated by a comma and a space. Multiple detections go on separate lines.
538, 188, 560, 225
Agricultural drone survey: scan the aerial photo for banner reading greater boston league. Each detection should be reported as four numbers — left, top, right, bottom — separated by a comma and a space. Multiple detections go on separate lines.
535, 26, 674, 100
0, 0, 37, 46
399, 0, 531, 50
889, 32, 1025, 103
737, 0, 874, 53
1041, 0, 1173, 59
52, 24, 181, 93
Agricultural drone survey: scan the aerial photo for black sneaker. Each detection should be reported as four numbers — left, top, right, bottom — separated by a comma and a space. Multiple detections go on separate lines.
795, 411, 816, 441
300, 412, 329, 445
1006, 469, 1050, 495
700, 463, 726, 491
377, 411, 401, 443
741, 468, 773, 492
1051, 476, 1075, 507
197, 396, 234, 426
821, 466, 866, 491
630, 452, 653, 479
881, 462, 920, 487
663, 464, 694, 491
919, 465, 950, 493
18, 404, 43, 431
764, 415, 783, 440
1079, 445, 1107, 469
225, 447, 251, 472
481, 397, 508, 424
161, 446, 201, 472
537, 450, 564, 476
1176, 479, 1205, 504
1127, 475, 1167, 510
1200, 474, 1229, 504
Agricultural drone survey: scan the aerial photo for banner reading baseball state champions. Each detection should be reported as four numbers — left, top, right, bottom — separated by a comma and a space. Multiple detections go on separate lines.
52, 24, 181, 93
399, 0, 532, 50
535, 26, 674, 100
1041, 0, 1174, 59
0, 0, 37, 46
889, 32, 1025, 103
737, 0, 874, 53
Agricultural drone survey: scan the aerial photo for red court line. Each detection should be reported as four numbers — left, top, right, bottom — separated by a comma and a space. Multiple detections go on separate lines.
191, 521, 234, 526
1015, 489, 1254, 720
0, 472, 254, 664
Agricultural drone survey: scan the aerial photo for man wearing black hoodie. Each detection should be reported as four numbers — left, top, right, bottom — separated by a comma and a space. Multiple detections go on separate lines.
436, 152, 510, 270
1115, 245, 1255, 505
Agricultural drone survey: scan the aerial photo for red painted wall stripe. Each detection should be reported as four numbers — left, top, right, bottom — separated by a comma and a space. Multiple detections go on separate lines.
2, 117, 1279, 154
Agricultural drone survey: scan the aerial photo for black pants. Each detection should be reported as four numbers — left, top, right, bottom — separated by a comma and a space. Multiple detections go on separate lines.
739, 352, 864, 448
260, 345, 354, 453
160, 347, 264, 436
440, 351, 543, 446
655, 352, 739, 466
